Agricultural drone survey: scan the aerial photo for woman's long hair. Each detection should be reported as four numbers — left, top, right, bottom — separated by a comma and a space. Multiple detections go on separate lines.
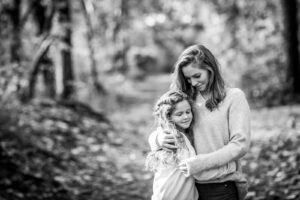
171, 44, 226, 111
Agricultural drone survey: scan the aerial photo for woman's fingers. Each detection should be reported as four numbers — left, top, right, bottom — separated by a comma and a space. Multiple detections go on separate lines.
163, 143, 177, 149
158, 133, 176, 149
178, 162, 188, 173
162, 147, 173, 152
162, 137, 177, 149
178, 162, 186, 168
164, 137, 176, 143
157, 130, 178, 150
164, 134, 175, 140
163, 130, 172, 135
157, 132, 174, 145
179, 167, 187, 173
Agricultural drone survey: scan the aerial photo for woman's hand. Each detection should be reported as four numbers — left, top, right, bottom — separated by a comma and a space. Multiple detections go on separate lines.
178, 161, 188, 174
156, 130, 177, 151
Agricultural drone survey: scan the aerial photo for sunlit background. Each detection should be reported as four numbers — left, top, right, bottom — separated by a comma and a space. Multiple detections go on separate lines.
0, 0, 299, 199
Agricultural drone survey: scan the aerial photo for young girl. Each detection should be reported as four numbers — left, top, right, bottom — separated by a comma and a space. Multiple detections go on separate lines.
145, 90, 237, 200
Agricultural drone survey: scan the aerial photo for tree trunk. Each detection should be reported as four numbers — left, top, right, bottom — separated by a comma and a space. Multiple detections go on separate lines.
57, 0, 74, 100
28, 37, 55, 99
110, 0, 129, 73
42, 58, 56, 97
282, 0, 300, 95
10, 0, 21, 63
80, 0, 106, 95
28, 0, 56, 99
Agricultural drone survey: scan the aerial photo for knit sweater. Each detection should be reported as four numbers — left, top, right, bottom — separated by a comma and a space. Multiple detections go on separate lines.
185, 88, 251, 182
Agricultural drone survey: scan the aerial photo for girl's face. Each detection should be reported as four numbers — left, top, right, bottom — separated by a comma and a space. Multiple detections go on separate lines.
182, 63, 210, 93
170, 100, 193, 130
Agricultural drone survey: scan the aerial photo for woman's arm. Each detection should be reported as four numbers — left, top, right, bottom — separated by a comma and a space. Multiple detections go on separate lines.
185, 90, 251, 175
148, 128, 177, 151
194, 161, 236, 181
179, 160, 237, 180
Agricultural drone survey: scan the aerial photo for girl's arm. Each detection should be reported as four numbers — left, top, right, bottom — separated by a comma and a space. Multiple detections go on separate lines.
185, 90, 251, 175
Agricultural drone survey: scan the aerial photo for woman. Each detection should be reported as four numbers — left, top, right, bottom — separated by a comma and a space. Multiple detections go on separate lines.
149, 44, 251, 200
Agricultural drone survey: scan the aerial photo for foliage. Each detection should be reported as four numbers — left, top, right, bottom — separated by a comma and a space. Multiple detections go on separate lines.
243, 106, 300, 200
1, 75, 300, 199
0, 99, 151, 200
244, 135, 300, 200
1, 0, 298, 106
1, 0, 300, 199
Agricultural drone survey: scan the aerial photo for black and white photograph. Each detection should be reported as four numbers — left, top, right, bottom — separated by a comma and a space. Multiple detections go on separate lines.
0, 0, 299, 200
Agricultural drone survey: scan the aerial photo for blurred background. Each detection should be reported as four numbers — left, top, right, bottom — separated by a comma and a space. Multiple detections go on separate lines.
0, 0, 299, 199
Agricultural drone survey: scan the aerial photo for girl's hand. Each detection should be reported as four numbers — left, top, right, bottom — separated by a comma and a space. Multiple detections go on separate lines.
178, 161, 188, 174
157, 130, 177, 151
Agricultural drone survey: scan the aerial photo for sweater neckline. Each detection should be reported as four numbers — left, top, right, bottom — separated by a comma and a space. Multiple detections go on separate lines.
196, 93, 206, 106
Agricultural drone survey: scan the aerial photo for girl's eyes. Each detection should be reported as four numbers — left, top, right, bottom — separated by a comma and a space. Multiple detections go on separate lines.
174, 112, 182, 116
174, 110, 191, 116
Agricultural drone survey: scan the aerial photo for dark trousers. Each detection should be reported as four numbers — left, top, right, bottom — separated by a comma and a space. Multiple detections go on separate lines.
196, 181, 238, 200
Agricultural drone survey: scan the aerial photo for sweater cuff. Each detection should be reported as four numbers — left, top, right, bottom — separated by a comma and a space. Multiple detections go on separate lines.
184, 156, 205, 175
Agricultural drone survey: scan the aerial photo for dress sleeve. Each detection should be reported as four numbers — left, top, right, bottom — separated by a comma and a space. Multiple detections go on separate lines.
148, 129, 161, 151
185, 90, 251, 175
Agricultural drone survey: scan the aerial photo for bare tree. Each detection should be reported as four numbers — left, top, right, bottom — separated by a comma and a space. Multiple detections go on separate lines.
57, 0, 75, 100
28, 36, 56, 99
9, 0, 22, 63
26, 0, 56, 99
281, 0, 300, 95
80, 0, 106, 95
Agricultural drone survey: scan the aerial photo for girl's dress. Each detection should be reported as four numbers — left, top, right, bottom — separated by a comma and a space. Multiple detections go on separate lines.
147, 128, 198, 200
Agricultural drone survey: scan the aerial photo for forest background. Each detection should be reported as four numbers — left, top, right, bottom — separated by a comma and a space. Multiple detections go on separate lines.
0, 0, 300, 200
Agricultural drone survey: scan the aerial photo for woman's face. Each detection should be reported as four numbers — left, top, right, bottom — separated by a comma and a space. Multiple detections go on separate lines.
170, 100, 193, 130
182, 63, 210, 92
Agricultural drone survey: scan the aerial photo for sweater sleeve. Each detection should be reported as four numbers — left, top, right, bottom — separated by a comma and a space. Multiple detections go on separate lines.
185, 90, 251, 175
186, 161, 237, 181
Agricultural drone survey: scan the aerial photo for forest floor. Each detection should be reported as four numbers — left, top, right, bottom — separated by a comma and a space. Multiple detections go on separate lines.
0, 74, 300, 200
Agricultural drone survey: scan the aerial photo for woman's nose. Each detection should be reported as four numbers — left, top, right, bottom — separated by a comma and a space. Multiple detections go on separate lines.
191, 78, 198, 86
